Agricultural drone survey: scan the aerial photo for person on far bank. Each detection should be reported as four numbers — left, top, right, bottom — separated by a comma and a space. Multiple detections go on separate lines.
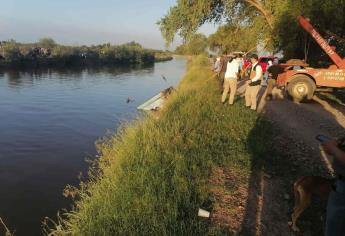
245, 54, 263, 111
221, 55, 240, 105
321, 138, 345, 236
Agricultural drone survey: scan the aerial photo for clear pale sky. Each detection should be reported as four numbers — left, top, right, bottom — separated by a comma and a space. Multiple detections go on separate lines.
0, 0, 216, 49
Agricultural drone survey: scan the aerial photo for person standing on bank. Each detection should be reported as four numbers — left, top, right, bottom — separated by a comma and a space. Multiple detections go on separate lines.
321, 138, 345, 236
263, 60, 273, 86
221, 55, 240, 105
265, 59, 283, 100
218, 55, 228, 92
245, 54, 263, 111
214, 56, 221, 74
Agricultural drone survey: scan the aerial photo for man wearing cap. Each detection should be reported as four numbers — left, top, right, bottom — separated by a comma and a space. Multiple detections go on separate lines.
245, 54, 263, 110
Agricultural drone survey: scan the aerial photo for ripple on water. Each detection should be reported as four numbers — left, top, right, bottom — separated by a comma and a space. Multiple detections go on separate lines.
0, 59, 187, 236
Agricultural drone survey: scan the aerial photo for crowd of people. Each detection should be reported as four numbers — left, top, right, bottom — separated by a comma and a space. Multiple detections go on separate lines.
213, 53, 282, 111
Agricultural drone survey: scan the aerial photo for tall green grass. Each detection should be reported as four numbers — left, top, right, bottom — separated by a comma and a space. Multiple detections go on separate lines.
46, 56, 269, 235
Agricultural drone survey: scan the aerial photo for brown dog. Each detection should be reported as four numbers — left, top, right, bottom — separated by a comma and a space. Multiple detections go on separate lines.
290, 176, 335, 232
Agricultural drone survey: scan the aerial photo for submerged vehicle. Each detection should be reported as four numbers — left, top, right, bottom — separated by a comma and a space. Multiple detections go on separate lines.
137, 87, 174, 111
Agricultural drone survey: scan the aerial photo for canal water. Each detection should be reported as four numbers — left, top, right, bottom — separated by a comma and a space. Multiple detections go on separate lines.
0, 58, 186, 236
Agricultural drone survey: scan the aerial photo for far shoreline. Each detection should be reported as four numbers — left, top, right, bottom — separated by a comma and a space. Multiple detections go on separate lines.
0, 56, 173, 71
0, 39, 173, 70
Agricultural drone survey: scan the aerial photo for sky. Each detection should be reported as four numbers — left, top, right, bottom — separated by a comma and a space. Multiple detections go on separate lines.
0, 0, 217, 49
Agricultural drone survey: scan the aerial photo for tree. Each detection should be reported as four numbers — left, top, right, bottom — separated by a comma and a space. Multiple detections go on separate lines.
158, 0, 278, 46
175, 44, 187, 55
159, 0, 345, 65
2, 41, 23, 64
38, 38, 56, 49
274, 0, 345, 65
186, 33, 208, 55
175, 33, 208, 55
124, 41, 143, 49
208, 24, 258, 54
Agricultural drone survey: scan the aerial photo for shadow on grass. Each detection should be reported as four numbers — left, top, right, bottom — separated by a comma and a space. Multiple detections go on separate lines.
238, 96, 344, 235
240, 117, 276, 235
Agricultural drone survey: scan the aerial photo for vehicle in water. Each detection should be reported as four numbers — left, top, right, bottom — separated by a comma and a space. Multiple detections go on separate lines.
137, 87, 174, 111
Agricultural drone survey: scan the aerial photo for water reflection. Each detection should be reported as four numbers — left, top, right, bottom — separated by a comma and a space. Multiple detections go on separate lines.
3, 64, 155, 88
0, 58, 186, 236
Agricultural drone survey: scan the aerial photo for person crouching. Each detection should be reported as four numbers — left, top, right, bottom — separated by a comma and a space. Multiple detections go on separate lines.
245, 54, 263, 111
221, 55, 240, 105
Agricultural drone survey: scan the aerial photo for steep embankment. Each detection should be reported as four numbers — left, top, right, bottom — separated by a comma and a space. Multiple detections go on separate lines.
46, 56, 273, 235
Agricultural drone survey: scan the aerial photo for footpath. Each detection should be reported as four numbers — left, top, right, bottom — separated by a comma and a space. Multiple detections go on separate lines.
211, 79, 344, 235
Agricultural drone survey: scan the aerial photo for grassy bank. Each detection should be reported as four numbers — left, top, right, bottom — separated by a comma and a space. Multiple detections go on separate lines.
46, 56, 272, 235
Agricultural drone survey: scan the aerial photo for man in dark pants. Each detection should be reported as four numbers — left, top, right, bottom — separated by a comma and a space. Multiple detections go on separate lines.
265, 63, 284, 100
322, 139, 345, 236
218, 55, 228, 92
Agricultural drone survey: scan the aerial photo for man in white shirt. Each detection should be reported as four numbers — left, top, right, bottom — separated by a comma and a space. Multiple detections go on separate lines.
221, 56, 240, 105
245, 54, 263, 110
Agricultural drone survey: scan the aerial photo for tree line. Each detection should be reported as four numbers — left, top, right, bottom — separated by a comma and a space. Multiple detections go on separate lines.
0, 38, 172, 68
162, 0, 345, 66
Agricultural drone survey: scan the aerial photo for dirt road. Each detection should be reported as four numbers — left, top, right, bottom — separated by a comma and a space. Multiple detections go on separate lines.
210, 79, 345, 235
245, 84, 345, 235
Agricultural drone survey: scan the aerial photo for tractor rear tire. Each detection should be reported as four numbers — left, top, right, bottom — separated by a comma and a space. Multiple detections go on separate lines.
287, 75, 316, 103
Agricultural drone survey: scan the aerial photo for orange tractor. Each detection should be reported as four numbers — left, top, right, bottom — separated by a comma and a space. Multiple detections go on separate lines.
277, 16, 345, 102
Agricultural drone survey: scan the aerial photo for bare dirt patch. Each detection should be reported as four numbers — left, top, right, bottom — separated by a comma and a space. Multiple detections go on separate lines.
209, 167, 249, 233
210, 83, 345, 235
